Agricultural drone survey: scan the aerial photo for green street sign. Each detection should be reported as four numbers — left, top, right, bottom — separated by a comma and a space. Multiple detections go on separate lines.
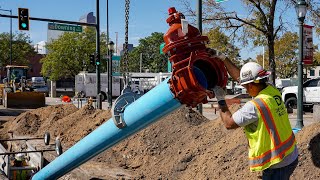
48, 23, 82, 32
215, 0, 229, 3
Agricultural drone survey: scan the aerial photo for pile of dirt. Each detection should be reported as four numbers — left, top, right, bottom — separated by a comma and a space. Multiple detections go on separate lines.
1, 104, 319, 179
4, 104, 110, 148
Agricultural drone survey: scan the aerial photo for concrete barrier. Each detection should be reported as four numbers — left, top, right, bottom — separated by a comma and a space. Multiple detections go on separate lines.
313, 104, 320, 122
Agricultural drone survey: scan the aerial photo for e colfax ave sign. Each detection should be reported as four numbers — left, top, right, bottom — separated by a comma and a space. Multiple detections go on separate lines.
48, 23, 82, 32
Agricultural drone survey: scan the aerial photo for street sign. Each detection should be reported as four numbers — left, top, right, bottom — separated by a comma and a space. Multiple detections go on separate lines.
48, 23, 82, 32
112, 55, 121, 76
303, 25, 314, 65
215, 0, 229, 3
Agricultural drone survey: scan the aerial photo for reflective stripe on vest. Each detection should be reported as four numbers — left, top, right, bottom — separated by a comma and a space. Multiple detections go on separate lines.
250, 98, 295, 168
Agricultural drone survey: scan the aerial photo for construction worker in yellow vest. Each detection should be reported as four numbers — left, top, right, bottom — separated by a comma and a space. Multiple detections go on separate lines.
209, 49, 298, 180
12, 153, 28, 180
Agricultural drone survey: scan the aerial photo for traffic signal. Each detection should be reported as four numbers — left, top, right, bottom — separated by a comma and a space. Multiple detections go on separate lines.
89, 54, 95, 65
18, 8, 29, 31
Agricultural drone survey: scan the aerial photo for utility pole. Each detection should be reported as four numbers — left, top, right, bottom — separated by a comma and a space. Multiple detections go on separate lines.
140, 53, 142, 73
115, 32, 118, 55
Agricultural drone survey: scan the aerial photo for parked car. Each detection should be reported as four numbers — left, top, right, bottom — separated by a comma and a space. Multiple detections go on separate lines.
31, 77, 49, 96
281, 77, 320, 111
226, 84, 246, 95
275, 78, 297, 92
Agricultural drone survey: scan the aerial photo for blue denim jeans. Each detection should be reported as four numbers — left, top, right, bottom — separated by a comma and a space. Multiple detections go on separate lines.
262, 158, 298, 180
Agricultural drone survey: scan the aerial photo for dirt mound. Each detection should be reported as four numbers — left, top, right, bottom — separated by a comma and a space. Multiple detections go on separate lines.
1, 104, 319, 179
93, 106, 260, 180
6, 104, 110, 148
292, 123, 320, 179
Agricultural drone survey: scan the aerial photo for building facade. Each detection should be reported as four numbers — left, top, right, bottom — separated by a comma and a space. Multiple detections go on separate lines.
306, 66, 320, 79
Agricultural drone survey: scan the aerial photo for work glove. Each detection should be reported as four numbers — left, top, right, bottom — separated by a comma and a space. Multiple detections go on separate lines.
217, 53, 227, 62
212, 86, 226, 102
206, 48, 228, 62
206, 48, 217, 57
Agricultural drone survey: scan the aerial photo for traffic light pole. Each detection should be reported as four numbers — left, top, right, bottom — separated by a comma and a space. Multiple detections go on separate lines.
1, 6, 102, 109
0, 14, 96, 27
96, 0, 102, 109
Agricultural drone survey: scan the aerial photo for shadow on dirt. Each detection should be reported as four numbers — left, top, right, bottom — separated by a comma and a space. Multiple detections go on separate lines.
0, 109, 28, 116
309, 133, 320, 168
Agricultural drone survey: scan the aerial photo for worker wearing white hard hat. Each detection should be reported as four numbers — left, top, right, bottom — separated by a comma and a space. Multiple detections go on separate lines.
13, 153, 28, 180
15, 153, 25, 161
239, 62, 271, 85
207, 49, 298, 180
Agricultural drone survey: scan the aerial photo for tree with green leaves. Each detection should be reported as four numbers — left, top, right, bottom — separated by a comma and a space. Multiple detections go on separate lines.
0, 32, 36, 66
41, 28, 108, 81
181, 0, 318, 85
205, 27, 240, 65
125, 32, 167, 73
256, 32, 298, 78
313, 50, 320, 65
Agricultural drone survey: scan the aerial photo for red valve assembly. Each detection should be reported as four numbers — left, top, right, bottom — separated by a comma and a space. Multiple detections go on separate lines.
163, 7, 228, 107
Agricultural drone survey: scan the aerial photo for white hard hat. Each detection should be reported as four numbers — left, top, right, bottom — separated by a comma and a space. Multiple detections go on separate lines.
240, 62, 270, 85
15, 153, 25, 161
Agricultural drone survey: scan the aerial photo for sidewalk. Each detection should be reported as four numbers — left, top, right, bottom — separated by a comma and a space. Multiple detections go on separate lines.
47, 97, 318, 129
201, 103, 317, 129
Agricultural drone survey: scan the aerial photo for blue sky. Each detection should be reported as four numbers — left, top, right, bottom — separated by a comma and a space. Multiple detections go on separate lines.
0, 0, 314, 60
0, 0, 196, 44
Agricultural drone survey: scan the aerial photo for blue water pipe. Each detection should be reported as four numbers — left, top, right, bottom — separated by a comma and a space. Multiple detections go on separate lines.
33, 67, 208, 179
32, 78, 182, 179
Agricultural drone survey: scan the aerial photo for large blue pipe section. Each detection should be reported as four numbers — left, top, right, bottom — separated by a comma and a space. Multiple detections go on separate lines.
32, 79, 182, 180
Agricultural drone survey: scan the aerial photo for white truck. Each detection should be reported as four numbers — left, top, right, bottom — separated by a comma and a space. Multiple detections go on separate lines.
129, 72, 171, 93
75, 72, 121, 101
281, 77, 320, 111
75, 72, 171, 100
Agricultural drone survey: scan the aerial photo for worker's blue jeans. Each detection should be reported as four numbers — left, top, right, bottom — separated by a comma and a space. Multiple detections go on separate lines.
262, 158, 298, 180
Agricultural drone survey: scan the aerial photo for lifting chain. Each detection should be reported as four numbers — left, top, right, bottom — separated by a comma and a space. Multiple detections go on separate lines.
123, 0, 130, 85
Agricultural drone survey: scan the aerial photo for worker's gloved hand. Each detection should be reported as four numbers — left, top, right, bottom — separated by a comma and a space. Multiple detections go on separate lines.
206, 48, 217, 57
217, 53, 227, 62
206, 48, 228, 62
212, 86, 226, 102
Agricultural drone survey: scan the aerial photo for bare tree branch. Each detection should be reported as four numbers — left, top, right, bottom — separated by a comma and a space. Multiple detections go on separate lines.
248, 0, 269, 28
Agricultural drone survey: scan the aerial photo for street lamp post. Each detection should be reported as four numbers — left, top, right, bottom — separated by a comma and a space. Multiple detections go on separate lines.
295, 0, 307, 129
108, 41, 115, 108
96, 0, 102, 109
0, 7, 12, 65
197, 0, 203, 115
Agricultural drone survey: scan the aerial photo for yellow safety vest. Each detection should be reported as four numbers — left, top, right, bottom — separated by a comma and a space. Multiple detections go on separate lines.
244, 85, 296, 171
13, 170, 27, 180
